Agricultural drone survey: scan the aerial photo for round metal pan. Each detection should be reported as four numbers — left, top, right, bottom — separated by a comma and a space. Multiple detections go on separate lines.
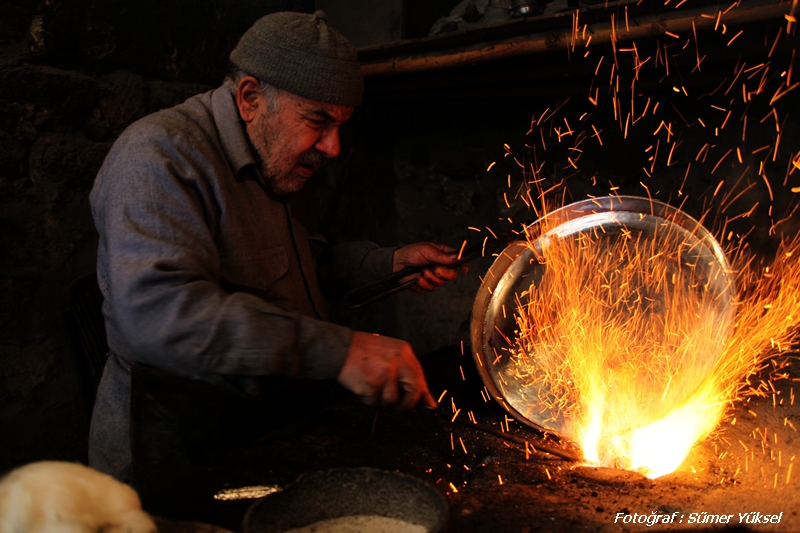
470, 195, 735, 438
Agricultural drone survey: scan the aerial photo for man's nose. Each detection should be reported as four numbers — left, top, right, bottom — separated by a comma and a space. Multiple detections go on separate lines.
315, 127, 341, 159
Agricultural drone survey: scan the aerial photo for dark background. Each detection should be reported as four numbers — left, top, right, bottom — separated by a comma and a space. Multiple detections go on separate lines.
1, 0, 798, 475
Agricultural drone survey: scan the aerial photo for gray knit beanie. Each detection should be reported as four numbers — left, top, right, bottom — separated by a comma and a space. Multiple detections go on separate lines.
230, 10, 363, 107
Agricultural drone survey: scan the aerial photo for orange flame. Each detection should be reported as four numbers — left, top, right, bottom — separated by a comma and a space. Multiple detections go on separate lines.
510, 199, 800, 478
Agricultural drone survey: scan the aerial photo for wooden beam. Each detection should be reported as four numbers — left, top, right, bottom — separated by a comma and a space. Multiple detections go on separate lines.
361, 0, 791, 78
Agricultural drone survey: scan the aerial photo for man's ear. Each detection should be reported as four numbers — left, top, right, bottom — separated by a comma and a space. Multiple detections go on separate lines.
235, 76, 262, 123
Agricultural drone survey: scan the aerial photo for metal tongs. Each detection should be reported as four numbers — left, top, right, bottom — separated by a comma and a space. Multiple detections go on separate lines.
341, 225, 526, 309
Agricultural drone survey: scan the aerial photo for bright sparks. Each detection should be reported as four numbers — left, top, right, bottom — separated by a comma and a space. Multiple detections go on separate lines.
470, 0, 800, 481
506, 198, 800, 478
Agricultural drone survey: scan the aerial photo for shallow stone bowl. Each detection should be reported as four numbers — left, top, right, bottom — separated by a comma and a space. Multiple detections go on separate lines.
242, 467, 448, 533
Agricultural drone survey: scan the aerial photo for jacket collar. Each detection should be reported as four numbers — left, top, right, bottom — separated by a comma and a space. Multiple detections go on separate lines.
211, 85, 268, 189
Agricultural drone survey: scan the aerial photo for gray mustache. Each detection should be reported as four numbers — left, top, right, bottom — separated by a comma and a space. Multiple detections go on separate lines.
298, 148, 324, 169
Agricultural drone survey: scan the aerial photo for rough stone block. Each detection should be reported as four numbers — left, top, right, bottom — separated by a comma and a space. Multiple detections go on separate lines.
97, 70, 145, 129
23, 0, 315, 84
0, 65, 97, 111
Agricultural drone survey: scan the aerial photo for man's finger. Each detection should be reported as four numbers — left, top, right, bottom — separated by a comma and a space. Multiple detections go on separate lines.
420, 389, 438, 410
381, 362, 399, 406
432, 266, 459, 282
429, 243, 456, 254
397, 385, 422, 411
396, 367, 429, 411
426, 245, 459, 265
415, 275, 437, 292
422, 269, 447, 287
361, 391, 378, 407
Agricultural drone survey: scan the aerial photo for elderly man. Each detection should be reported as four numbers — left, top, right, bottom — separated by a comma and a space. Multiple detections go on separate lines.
88, 11, 464, 490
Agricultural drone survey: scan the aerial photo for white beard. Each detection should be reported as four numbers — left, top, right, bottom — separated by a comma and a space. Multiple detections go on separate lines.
0, 461, 156, 533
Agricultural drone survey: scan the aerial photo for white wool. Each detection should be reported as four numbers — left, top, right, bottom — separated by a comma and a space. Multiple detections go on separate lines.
0, 461, 156, 533
284, 515, 427, 533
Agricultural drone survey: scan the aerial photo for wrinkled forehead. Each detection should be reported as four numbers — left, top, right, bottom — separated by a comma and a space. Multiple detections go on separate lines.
279, 89, 355, 123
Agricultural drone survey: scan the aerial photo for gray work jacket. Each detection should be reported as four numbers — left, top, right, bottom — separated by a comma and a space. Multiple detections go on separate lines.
88, 86, 394, 481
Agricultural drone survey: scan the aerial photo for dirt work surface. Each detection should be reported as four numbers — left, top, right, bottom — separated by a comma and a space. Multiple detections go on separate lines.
147, 346, 800, 533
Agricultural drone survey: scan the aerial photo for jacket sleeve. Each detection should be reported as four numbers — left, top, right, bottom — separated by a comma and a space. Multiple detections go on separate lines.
90, 122, 351, 381
316, 241, 398, 300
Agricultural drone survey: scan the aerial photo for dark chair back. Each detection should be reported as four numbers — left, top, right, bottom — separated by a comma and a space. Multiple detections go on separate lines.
64, 272, 109, 414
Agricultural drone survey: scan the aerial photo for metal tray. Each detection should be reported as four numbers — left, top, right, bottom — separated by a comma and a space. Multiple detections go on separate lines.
470, 196, 735, 438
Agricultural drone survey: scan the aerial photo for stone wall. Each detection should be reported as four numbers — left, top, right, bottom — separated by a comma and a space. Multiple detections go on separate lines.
315, 0, 404, 48
0, 0, 313, 472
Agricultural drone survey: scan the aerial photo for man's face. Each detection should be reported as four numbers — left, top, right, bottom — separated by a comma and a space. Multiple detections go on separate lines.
242, 83, 354, 196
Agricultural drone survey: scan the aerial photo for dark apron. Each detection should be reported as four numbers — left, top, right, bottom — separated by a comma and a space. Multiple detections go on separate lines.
128, 363, 341, 501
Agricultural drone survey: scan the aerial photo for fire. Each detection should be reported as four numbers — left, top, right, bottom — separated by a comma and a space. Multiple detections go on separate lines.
463, 1, 800, 480
507, 197, 800, 478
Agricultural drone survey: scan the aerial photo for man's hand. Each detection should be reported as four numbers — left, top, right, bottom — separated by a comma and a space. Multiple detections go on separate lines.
393, 242, 470, 293
337, 332, 438, 411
